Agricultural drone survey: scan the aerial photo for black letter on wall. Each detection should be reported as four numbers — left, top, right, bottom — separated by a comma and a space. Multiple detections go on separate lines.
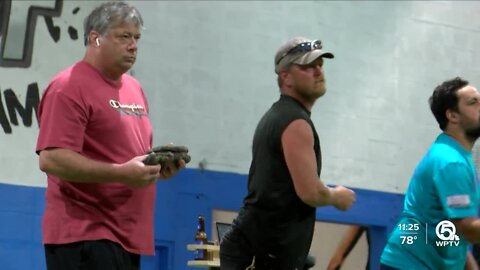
0, 90, 11, 134
4, 83, 40, 129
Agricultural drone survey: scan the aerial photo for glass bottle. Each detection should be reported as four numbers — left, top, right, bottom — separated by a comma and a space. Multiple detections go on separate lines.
194, 215, 208, 260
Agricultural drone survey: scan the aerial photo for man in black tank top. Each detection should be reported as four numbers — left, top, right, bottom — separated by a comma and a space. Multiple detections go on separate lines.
220, 37, 356, 270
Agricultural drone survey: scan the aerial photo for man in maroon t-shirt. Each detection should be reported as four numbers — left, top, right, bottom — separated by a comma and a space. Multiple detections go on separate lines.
36, 2, 185, 269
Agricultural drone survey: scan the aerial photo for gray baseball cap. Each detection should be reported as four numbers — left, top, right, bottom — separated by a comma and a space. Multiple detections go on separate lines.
274, 37, 334, 74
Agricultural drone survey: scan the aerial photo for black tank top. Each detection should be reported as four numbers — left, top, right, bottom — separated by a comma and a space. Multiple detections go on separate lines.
234, 94, 321, 269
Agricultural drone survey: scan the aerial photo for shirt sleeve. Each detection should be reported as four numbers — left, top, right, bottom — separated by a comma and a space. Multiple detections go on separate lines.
434, 162, 478, 219
36, 83, 88, 154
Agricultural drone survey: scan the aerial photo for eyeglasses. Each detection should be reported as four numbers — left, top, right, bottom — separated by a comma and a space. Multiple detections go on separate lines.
276, 40, 323, 65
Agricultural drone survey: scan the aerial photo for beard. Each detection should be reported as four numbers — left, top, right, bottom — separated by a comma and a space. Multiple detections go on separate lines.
299, 90, 323, 101
294, 84, 326, 102
465, 125, 480, 141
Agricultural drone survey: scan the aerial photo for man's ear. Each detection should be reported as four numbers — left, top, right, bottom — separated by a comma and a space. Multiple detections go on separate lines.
279, 70, 291, 86
88, 31, 101, 46
446, 109, 459, 124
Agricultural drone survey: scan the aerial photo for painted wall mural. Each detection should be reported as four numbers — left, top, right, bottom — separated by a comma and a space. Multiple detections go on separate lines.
1, 0, 63, 68
0, 0, 100, 186
0, 0, 84, 135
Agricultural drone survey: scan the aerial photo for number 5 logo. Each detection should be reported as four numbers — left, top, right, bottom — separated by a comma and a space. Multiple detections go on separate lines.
435, 220, 459, 241
0, 0, 62, 68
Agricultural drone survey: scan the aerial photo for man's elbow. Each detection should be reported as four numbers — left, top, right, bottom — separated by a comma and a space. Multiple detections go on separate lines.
38, 151, 53, 174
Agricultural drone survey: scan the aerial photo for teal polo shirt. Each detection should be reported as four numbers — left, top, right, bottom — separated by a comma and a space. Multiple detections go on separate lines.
381, 133, 479, 270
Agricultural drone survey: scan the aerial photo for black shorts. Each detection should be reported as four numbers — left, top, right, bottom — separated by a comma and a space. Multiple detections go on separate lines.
44, 239, 140, 270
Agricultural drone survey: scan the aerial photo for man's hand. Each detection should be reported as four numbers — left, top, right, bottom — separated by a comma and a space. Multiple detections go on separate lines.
331, 186, 356, 211
119, 155, 161, 188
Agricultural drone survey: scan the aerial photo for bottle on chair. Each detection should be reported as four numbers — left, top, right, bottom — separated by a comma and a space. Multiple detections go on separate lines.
194, 215, 208, 260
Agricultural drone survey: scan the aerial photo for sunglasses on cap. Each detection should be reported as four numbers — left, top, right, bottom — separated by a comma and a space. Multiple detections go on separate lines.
276, 40, 323, 65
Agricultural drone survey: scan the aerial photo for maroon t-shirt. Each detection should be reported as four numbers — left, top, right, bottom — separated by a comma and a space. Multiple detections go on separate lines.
36, 61, 155, 255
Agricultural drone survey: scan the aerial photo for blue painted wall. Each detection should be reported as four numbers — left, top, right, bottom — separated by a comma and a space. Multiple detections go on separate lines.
0, 168, 404, 270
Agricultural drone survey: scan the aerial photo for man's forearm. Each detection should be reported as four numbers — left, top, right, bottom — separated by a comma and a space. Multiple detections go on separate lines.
465, 251, 479, 270
39, 148, 125, 183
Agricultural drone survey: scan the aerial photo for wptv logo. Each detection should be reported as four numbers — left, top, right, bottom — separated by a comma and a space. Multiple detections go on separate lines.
435, 220, 460, 247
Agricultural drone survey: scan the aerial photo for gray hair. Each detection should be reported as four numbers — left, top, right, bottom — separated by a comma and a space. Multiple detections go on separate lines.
83, 1, 144, 46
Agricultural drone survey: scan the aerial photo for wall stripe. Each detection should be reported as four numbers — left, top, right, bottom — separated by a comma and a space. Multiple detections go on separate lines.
0, 168, 404, 270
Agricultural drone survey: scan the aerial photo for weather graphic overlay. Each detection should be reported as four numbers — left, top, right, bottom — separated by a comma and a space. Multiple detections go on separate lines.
398, 222, 421, 246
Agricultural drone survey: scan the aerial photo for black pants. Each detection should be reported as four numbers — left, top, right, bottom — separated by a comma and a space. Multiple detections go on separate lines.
220, 228, 305, 270
45, 239, 140, 270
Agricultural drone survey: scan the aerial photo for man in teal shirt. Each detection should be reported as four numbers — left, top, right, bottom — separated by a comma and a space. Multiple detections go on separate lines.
381, 77, 480, 270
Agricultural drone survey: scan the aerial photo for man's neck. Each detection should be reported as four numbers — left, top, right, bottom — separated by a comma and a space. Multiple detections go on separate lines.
83, 53, 122, 81
444, 129, 475, 151
280, 90, 315, 112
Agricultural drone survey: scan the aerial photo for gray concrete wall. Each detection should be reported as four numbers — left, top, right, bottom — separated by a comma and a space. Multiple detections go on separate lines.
132, 1, 480, 193
2, 1, 480, 193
